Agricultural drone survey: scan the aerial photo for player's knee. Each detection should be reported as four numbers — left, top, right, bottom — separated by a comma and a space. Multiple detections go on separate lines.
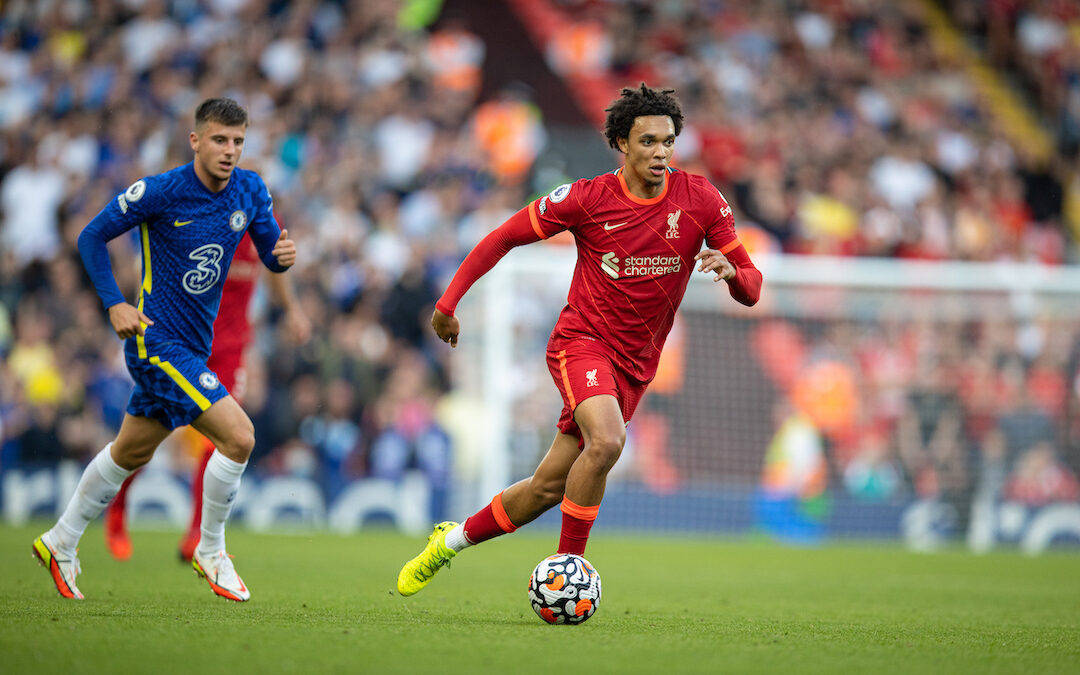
112, 439, 156, 470
583, 431, 625, 473
219, 419, 255, 461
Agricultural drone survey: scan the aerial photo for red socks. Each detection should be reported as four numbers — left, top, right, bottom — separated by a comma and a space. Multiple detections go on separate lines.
462, 492, 599, 554
463, 491, 518, 544
558, 497, 598, 555
111, 472, 136, 516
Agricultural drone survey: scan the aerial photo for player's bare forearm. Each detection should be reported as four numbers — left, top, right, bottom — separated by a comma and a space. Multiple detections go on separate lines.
431, 309, 460, 348
107, 302, 154, 339
265, 270, 311, 344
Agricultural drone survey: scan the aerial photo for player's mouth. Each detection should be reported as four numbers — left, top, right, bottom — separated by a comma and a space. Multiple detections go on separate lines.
648, 164, 666, 177
218, 161, 233, 172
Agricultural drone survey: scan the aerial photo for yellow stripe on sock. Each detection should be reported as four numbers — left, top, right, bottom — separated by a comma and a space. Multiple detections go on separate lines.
149, 356, 211, 411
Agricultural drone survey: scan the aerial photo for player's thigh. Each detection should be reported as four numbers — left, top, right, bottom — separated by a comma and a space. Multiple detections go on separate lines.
112, 413, 173, 468
190, 395, 254, 462
573, 394, 627, 452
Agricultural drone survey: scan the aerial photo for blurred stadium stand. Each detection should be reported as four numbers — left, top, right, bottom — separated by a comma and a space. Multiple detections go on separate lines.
1, 0, 1079, 550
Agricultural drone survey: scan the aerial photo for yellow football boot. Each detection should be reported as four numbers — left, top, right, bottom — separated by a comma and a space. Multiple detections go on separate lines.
397, 521, 458, 596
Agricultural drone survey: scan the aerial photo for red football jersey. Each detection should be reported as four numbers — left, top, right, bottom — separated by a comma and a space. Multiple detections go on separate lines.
528, 168, 741, 382
212, 233, 259, 354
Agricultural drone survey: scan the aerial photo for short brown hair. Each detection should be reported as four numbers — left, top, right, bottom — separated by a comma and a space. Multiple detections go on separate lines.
195, 97, 248, 128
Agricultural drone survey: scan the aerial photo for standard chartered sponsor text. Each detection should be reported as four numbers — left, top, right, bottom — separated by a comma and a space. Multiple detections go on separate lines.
622, 254, 681, 277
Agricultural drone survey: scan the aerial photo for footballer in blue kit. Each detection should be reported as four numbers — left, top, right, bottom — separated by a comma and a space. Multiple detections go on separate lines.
32, 98, 296, 602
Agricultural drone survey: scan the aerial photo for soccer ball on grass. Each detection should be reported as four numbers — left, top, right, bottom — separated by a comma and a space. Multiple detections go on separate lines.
527, 554, 601, 625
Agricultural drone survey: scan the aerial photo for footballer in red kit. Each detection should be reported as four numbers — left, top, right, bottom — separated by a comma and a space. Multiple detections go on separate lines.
105, 234, 310, 562
397, 84, 762, 598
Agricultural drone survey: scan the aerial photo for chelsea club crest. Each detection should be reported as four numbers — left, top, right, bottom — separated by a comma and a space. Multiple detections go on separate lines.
229, 210, 247, 232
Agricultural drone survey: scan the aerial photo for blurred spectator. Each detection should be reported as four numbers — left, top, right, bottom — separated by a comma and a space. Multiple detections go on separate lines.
1, 0, 1078, 525
0, 0, 504, 506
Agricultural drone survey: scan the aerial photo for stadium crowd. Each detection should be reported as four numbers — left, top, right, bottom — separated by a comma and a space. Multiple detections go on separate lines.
1, 0, 1078, 523
542, 0, 1074, 262
945, 0, 1080, 157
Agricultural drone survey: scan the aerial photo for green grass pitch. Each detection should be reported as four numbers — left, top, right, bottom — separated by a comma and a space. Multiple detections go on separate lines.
1, 522, 1077, 673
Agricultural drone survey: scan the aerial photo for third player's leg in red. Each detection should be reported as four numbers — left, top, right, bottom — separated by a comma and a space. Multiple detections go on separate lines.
104, 470, 139, 560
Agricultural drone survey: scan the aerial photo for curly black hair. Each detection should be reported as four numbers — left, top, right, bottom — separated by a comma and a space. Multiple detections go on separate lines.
603, 83, 684, 151
195, 97, 248, 128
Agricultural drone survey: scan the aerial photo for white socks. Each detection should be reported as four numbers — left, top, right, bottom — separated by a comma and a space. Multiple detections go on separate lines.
48, 444, 133, 554
196, 450, 247, 557
444, 523, 473, 553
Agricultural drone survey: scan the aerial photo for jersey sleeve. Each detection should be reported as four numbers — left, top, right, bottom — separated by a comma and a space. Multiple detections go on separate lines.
700, 181, 740, 253
526, 178, 592, 239
246, 175, 287, 273
435, 207, 541, 316
77, 177, 164, 309
699, 178, 762, 306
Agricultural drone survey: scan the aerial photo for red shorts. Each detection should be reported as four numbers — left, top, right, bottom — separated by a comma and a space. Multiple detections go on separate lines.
206, 346, 245, 400
546, 338, 648, 440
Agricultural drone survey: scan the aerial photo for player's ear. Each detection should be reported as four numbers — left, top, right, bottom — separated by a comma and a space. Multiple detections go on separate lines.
189, 130, 199, 152
617, 137, 629, 154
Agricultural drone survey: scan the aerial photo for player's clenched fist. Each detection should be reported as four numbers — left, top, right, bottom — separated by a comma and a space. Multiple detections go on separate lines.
272, 229, 296, 268
694, 248, 736, 282
108, 302, 154, 339
431, 308, 460, 348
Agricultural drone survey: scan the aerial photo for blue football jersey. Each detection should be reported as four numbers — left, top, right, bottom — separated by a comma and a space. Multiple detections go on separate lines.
79, 162, 286, 358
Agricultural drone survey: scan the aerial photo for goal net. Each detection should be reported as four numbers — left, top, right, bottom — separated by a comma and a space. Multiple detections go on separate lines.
452, 247, 1080, 553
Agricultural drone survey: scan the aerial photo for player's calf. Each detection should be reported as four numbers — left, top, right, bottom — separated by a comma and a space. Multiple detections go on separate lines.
523, 474, 566, 513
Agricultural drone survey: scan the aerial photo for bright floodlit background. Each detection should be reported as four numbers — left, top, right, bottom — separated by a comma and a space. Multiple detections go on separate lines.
2, 0, 1080, 555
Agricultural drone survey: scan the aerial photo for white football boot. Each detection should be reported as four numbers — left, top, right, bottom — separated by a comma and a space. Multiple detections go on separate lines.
192, 549, 250, 602
32, 531, 84, 600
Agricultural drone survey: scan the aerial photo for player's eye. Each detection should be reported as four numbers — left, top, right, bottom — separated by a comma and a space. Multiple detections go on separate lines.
664, 139, 674, 146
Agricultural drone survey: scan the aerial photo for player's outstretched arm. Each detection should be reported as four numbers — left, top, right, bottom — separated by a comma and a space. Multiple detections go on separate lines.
432, 206, 543, 348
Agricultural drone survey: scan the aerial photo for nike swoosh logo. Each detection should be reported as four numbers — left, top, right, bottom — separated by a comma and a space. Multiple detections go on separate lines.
603, 222, 628, 231
173, 220, 192, 227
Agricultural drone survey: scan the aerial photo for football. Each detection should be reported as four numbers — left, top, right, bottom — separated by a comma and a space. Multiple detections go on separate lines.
527, 554, 601, 625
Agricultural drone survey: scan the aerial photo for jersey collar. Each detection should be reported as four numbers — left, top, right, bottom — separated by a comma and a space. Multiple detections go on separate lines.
616, 166, 669, 205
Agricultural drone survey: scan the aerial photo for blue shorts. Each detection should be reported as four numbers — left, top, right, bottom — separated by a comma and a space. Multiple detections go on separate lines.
124, 340, 230, 430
